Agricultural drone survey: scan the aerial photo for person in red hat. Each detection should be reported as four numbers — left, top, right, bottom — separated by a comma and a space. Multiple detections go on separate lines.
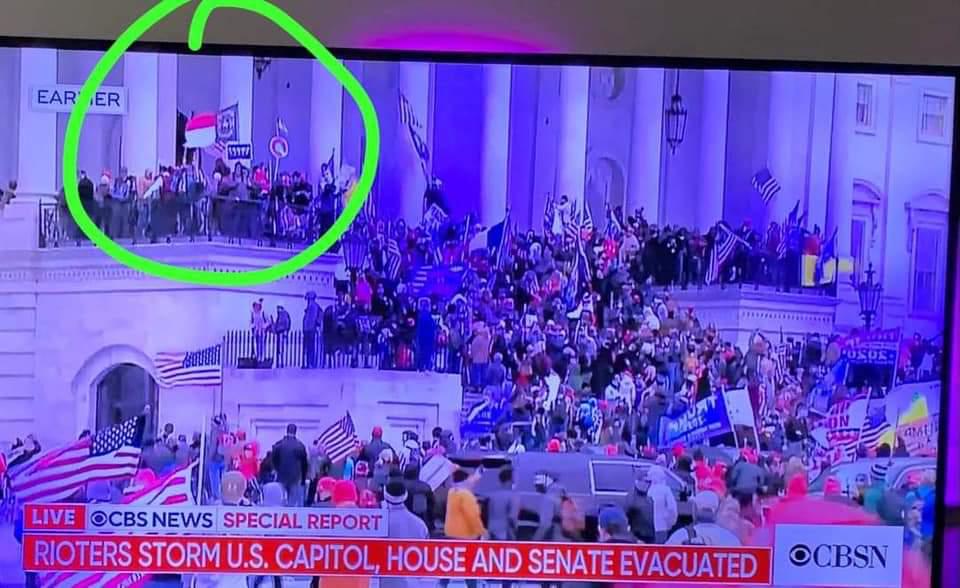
823, 475, 843, 497
315, 476, 337, 505
332, 480, 359, 507
546, 438, 563, 453
361, 426, 391, 465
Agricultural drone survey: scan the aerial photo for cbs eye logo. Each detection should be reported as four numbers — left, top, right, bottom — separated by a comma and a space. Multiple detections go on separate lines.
788, 544, 812, 567
90, 511, 108, 527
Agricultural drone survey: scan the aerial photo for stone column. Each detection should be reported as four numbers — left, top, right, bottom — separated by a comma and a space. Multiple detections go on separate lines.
396, 62, 432, 223
309, 60, 344, 185
697, 69, 729, 231
768, 72, 813, 222
122, 52, 160, 175
805, 73, 836, 233
479, 64, 512, 225
556, 65, 590, 212
220, 56, 254, 162
626, 68, 665, 222
826, 74, 856, 259
156, 54, 178, 167
17, 48, 58, 194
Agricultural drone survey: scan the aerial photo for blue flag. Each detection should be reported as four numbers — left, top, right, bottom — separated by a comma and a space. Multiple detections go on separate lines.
815, 228, 838, 284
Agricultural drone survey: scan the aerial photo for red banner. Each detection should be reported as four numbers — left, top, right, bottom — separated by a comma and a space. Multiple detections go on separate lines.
22, 534, 772, 585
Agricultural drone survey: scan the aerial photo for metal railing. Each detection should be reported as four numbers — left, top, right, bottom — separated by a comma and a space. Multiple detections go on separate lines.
38, 195, 337, 249
223, 329, 462, 375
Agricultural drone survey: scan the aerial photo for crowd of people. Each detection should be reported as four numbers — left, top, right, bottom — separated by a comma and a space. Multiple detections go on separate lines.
215, 189, 943, 561
44, 157, 351, 246
5, 171, 945, 586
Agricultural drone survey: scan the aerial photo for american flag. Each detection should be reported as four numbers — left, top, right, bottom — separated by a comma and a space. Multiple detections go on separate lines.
316, 413, 360, 464
38, 462, 197, 588
705, 222, 742, 284
777, 201, 801, 259
153, 344, 223, 388
9, 416, 145, 504
581, 202, 595, 238
385, 238, 403, 280
605, 202, 624, 240
422, 203, 448, 234
204, 139, 227, 162
752, 167, 781, 205
543, 193, 556, 236
858, 410, 894, 452
399, 92, 431, 181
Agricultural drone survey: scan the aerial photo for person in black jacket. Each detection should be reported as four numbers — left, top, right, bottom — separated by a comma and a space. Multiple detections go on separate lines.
625, 478, 655, 543
77, 171, 97, 230
401, 464, 436, 534
271, 424, 308, 506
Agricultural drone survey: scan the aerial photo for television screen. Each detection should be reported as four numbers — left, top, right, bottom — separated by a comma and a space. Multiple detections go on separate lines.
0, 44, 955, 588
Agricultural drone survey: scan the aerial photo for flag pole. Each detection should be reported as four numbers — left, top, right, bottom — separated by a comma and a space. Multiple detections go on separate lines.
197, 411, 207, 504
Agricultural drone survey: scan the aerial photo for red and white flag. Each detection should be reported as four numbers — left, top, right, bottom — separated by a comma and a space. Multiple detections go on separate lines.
184, 112, 217, 148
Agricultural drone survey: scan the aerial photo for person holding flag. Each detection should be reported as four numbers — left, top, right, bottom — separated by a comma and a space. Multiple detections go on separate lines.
776, 201, 805, 292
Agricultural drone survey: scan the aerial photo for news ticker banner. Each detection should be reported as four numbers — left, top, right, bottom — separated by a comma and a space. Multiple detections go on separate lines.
21, 504, 906, 587
21, 534, 772, 584
24, 503, 387, 537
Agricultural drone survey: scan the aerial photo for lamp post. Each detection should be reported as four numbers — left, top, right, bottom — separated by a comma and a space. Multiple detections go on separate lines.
665, 69, 688, 154
851, 262, 883, 330
342, 229, 369, 286
253, 57, 273, 80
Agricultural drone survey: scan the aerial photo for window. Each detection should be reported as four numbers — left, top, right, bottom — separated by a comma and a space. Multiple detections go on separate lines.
919, 91, 950, 143
911, 227, 942, 314
850, 218, 867, 278
855, 82, 876, 133
591, 462, 638, 493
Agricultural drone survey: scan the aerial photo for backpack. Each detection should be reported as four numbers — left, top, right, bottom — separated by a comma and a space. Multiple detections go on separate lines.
681, 524, 706, 545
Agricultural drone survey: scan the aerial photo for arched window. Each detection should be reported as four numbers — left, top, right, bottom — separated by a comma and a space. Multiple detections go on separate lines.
905, 192, 949, 316
96, 363, 159, 439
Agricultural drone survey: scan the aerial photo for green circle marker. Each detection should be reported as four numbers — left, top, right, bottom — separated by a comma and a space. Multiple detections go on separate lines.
62, 0, 381, 286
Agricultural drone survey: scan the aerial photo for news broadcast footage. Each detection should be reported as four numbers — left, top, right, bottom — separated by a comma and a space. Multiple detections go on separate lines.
0, 47, 955, 588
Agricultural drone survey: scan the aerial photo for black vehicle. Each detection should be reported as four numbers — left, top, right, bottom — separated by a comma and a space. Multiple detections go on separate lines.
447, 451, 694, 540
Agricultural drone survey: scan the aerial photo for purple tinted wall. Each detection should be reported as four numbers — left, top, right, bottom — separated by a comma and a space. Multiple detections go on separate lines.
432, 63, 484, 220
723, 71, 771, 228
360, 61, 402, 220
528, 66, 561, 226
176, 54, 220, 178
0, 48, 18, 185
341, 61, 367, 193
55, 50, 124, 187
584, 68, 633, 218
948, 237, 960, 504
660, 69, 703, 227
252, 58, 313, 177
506, 65, 540, 230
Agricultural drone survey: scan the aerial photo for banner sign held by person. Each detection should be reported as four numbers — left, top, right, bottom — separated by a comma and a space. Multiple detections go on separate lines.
226, 143, 252, 161
723, 388, 755, 428
660, 394, 733, 447
839, 328, 900, 366
460, 398, 505, 438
